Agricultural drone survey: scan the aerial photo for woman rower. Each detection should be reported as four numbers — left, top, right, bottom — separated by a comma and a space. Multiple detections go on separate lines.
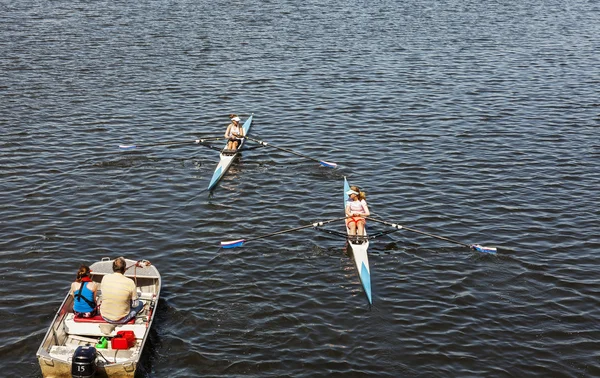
345, 186, 370, 239
224, 114, 244, 150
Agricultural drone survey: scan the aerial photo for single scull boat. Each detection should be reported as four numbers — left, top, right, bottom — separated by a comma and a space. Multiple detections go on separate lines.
207, 114, 254, 190
344, 177, 372, 304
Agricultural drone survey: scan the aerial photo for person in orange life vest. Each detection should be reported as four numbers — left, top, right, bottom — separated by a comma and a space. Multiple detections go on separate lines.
345, 186, 370, 237
100, 257, 144, 324
69, 265, 98, 318
224, 114, 244, 150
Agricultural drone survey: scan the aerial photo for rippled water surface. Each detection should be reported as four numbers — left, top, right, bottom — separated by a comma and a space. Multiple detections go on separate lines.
2, 0, 599, 377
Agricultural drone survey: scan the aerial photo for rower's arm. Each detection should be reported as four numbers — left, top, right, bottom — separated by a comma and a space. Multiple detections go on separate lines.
362, 201, 370, 217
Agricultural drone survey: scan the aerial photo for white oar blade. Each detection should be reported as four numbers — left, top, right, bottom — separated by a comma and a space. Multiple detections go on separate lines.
119, 145, 137, 150
319, 161, 337, 169
472, 244, 497, 254
221, 239, 246, 249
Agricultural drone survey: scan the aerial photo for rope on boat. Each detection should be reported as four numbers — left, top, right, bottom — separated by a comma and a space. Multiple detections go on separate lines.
125, 260, 152, 286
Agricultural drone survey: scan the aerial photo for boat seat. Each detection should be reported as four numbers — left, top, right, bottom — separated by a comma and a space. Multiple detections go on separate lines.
222, 149, 237, 156
64, 313, 146, 338
73, 314, 135, 324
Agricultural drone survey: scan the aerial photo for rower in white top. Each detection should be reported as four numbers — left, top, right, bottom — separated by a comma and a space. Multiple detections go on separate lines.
224, 114, 245, 151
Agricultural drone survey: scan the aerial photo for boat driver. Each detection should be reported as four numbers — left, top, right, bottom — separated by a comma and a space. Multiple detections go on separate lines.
100, 257, 144, 324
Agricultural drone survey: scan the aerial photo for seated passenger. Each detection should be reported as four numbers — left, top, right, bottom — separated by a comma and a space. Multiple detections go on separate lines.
70, 265, 98, 318
100, 257, 144, 324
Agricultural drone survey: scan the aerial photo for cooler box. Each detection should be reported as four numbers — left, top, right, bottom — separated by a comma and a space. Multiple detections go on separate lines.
111, 330, 136, 349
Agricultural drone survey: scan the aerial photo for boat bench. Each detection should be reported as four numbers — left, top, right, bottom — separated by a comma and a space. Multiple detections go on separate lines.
221, 149, 238, 155
73, 315, 135, 324
48, 344, 135, 363
64, 313, 146, 339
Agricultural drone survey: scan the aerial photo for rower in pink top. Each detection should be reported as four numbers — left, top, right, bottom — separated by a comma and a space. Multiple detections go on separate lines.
345, 186, 370, 238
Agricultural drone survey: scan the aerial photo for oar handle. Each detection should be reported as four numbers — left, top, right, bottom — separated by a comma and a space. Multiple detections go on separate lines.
246, 216, 348, 242
401, 226, 471, 248
245, 136, 337, 168
119, 137, 223, 149
245, 136, 313, 160
221, 216, 348, 248
366, 217, 471, 248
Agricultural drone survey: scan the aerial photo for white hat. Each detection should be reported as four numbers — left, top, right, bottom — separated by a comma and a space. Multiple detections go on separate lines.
346, 189, 358, 196
232, 116, 241, 122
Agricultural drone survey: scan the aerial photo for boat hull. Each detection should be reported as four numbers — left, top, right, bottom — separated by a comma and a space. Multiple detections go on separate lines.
36, 258, 161, 378
344, 177, 372, 304
208, 114, 254, 190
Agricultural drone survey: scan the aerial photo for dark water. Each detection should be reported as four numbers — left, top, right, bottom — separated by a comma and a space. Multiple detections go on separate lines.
2, 0, 599, 376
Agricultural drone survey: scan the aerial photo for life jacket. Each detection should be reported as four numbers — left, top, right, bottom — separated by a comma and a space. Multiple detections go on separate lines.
74, 281, 96, 313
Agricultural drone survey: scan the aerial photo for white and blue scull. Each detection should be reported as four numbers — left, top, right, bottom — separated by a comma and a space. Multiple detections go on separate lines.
344, 177, 372, 304
207, 114, 254, 191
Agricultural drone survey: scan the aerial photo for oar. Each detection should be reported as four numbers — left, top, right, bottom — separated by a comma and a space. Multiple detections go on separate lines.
244, 136, 337, 168
220, 216, 347, 249
119, 137, 223, 150
366, 217, 498, 254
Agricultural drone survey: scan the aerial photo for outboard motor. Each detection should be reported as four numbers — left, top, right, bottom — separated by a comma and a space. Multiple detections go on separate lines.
71, 345, 97, 378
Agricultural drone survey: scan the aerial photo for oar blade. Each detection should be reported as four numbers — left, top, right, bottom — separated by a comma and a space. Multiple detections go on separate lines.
471, 244, 497, 254
221, 239, 246, 249
319, 161, 338, 169
119, 145, 137, 150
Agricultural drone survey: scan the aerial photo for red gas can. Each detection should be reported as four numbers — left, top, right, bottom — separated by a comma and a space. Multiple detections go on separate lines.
111, 330, 136, 349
